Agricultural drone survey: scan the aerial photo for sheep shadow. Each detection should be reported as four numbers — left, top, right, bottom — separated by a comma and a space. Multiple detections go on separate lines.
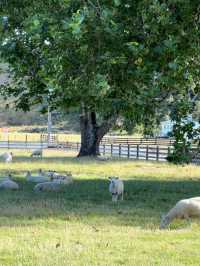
0, 175, 199, 229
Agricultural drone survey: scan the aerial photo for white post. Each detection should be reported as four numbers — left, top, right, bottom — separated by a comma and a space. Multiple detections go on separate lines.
47, 106, 52, 145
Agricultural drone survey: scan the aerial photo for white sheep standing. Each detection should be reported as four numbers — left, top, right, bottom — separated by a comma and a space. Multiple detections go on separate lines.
30, 149, 43, 158
1, 152, 13, 163
160, 197, 200, 229
33, 181, 64, 192
109, 177, 124, 202
0, 174, 19, 190
26, 171, 50, 183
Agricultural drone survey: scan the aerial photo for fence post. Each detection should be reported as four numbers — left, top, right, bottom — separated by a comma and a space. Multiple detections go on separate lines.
26, 134, 28, 149
127, 144, 130, 158
168, 146, 171, 157
156, 145, 159, 161
40, 134, 43, 151
111, 144, 113, 156
137, 145, 139, 159
146, 145, 149, 160
8, 135, 10, 149
119, 144, 121, 157
103, 144, 105, 155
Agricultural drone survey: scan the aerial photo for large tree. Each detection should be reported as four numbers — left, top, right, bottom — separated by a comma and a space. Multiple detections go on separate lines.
1, 0, 200, 156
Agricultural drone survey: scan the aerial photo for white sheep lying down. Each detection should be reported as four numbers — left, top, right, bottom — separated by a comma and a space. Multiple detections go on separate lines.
33, 170, 73, 192
33, 181, 65, 192
30, 149, 43, 157
26, 171, 50, 183
0, 174, 19, 190
160, 197, 200, 229
1, 152, 13, 163
109, 177, 124, 202
46, 170, 73, 185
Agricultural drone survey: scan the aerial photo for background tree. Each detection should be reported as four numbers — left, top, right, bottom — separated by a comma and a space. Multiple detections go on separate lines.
1, 0, 200, 156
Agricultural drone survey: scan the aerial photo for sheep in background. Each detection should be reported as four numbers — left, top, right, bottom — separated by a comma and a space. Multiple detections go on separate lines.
0, 174, 19, 190
30, 149, 43, 158
33, 181, 64, 192
160, 197, 200, 229
26, 171, 50, 183
1, 152, 13, 163
108, 177, 124, 202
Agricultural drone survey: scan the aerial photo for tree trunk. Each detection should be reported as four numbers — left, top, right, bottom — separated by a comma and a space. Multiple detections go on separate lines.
77, 107, 117, 157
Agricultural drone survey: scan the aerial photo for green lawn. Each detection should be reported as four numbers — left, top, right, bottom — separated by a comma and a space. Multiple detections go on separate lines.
0, 150, 200, 265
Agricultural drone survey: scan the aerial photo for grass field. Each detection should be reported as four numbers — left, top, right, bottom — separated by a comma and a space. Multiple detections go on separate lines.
0, 131, 141, 143
0, 150, 200, 265
0, 132, 81, 142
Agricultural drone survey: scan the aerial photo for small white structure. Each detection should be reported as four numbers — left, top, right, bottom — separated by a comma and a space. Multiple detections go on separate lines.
160, 197, 200, 229
159, 120, 174, 137
159, 116, 200, 137
0, 174, 19, 190
108, 177, 124, 202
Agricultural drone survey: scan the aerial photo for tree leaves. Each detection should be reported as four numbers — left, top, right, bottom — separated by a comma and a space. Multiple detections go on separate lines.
1, 0, 200, 137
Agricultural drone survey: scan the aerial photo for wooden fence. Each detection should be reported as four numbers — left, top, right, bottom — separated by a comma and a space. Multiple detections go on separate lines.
61, 142, 200, 163
101, 137, 175, 146
1, 138, 200, 163
60, 142, 171, 162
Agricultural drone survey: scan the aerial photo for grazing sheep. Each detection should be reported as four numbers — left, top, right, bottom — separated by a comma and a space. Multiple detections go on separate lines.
1, 152, 13, 163
33, 181, 64, 192
30, 149, 43, 157
108, 177, 124, 202
0, 174, 19, 190
26, 171, 50, 183
160, 197, 200, 229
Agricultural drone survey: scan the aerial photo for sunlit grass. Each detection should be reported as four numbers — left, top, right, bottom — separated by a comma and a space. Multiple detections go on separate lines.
0, 149, 200, 265
0, 133, 81, 142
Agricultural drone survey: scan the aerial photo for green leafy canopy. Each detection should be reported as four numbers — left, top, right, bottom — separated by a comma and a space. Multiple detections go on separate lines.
1, 0, 200, 133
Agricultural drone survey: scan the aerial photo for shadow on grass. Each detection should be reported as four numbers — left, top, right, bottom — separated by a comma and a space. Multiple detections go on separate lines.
0, 174, 200, 229
12, 155, 144, 164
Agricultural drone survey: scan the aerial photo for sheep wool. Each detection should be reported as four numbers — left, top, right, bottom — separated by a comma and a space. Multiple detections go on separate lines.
109, 177, 124, 202
30, 149, 43, 157
0, 175, 19, 190
160, 197, 200, 229
33, 181, 64, 192
26, 171, 50, 183
1, 152, 13, 163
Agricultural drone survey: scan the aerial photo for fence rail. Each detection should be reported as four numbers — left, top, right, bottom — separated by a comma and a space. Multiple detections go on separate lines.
59, 142, 171, 162
101, 137, 175, 146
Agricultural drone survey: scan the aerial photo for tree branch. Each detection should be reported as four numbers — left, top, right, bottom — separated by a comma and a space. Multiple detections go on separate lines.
97, 115, 118, 139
